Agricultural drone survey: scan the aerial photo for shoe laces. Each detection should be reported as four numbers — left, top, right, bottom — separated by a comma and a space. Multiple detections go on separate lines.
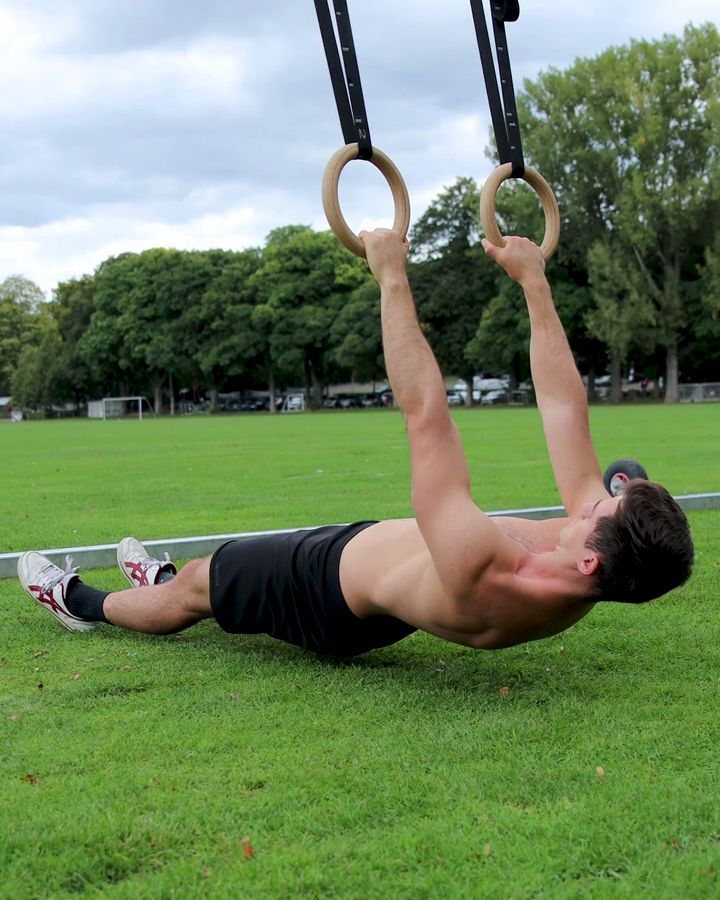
138, 551, 172, 569
40, 555, 77, 591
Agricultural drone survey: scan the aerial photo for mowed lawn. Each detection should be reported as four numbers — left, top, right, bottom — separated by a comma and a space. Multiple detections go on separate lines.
1, 407, 719, 898
1, 404, 717, 552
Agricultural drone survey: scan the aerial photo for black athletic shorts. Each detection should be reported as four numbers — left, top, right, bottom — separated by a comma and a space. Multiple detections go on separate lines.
209, 521, 417, 656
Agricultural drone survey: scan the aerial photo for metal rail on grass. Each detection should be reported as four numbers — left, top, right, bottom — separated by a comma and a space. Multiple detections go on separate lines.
1, 493, 719, 579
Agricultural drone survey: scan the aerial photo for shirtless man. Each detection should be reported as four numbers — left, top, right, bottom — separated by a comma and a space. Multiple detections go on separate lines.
17, 232, 693, 654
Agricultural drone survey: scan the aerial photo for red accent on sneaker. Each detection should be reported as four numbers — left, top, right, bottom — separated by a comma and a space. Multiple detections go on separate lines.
29, 581, 69, 616
123, 560, 150, 586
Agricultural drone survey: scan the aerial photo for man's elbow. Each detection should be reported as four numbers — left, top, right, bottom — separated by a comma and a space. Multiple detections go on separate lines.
405, 403, 454, 441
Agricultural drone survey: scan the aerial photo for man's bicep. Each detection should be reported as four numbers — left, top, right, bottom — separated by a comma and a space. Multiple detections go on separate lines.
541, 403, 606, 514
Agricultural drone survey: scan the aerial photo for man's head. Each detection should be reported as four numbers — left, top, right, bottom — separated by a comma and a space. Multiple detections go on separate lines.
585, 480, 694, 603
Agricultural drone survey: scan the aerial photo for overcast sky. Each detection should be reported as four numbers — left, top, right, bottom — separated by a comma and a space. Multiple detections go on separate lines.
1, 0, 717, 296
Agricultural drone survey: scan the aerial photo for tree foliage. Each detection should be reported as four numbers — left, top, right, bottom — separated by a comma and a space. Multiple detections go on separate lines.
0, 276, 46, 395
519, 23, 720, 399
330, 279, 384, 384
251, 227, 369, 407
1, 27, 719, 412
10, 309, 65, 409
409, 177, 496, 401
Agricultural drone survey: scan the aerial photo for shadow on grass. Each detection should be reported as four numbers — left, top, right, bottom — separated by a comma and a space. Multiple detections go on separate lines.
81, 605, 710, 711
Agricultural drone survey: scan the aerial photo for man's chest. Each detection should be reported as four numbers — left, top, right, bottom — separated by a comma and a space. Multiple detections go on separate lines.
494, 515, 567, 552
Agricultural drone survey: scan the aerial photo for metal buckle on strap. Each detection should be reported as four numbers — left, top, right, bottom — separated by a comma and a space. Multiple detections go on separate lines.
491, 0, 520, 23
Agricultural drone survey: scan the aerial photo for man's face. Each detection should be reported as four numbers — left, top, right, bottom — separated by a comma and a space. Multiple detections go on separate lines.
559, 495, 622, 565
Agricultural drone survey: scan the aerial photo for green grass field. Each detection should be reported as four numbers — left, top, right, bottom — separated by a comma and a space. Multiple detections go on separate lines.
1, 407, 719, 898
1, 404, 717, 551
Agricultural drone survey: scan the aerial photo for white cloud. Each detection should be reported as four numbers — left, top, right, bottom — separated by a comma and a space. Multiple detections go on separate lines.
0, 0, 717, 292
0, 199, 282, 295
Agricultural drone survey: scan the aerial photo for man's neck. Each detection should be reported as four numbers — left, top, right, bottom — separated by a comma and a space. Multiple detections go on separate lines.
514, 548, 593, 604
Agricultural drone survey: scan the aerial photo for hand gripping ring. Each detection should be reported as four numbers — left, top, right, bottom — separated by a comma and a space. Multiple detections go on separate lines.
480, 163, 561, 261
322, 144, 411, 258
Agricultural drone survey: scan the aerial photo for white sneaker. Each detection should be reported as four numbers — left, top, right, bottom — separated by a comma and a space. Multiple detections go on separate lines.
117, 537, 177, 588
17, 552, 99, 633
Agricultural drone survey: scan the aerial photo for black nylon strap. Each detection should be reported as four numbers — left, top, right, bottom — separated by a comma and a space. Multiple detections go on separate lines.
470, 0, 524, 177
314, 0, 373, 160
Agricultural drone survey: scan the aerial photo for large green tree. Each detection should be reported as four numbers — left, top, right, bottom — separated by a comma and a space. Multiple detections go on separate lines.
329, 279, 384, 385
518, 23, 720, 401
0, 275, 46, 395
117, 248, 222, 414
191, 248, 263, 412
81, 249, 236, 413
489, 174, 609, 396
585, 240, 657, 402
50, 275, 98, 404
685, 234, 720, 382
251, 226, 368, 407
78, 253, 142, 399
10, 309, 65, 411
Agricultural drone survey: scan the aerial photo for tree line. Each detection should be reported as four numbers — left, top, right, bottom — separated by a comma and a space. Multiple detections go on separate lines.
2, 24, 719, 413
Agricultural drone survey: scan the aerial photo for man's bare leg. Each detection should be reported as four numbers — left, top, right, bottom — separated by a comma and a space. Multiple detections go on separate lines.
17, 550, 214, 634
104, 557, 214, 633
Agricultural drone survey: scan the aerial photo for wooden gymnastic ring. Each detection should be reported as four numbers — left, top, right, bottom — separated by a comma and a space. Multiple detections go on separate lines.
480, 163, 561, 261
322, 144, 411, 258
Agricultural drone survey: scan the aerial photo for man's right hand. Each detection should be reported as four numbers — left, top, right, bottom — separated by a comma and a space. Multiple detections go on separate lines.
359, 229, 410, 286
482, 236, 546, 287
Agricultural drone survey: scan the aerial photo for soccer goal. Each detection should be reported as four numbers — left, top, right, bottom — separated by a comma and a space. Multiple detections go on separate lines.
87, 397, 154, 420
678, 382, 720, 403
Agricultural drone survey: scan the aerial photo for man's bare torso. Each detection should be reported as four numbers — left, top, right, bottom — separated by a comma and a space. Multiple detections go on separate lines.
340, 516, 595, 650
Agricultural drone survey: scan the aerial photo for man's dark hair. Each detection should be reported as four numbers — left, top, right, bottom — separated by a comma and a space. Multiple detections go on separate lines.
586, 480, 694, 603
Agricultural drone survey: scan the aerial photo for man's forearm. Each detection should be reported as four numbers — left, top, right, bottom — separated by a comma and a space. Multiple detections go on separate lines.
361, 229, 449, 421
380, 275, 447, 419
523, 276, 587, 412
482, 235, 601, 508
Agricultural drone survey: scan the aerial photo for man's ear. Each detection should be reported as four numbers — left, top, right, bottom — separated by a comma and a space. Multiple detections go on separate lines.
578, 553, 600, 577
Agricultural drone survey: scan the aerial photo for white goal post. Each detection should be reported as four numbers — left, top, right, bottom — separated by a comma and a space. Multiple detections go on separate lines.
88, 396, 154, 420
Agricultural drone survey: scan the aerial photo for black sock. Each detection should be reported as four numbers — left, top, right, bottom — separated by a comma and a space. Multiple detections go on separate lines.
157, 569, 176, 584
65, 579, 110, 623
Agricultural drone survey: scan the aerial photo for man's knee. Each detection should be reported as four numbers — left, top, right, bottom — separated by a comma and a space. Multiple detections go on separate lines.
174, 556, 212, 614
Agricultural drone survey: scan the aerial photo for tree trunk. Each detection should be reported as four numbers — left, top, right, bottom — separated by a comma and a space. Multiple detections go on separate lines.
610, 347, 622, 404
153, 376, 163, 416
268, 367, 276, 415
463, 369, 475, 406
208, 386, 219, 414
664, 340, 679, 403
168, 372, 175, 416
586, 366, 597, 403
311, 366, 323, 410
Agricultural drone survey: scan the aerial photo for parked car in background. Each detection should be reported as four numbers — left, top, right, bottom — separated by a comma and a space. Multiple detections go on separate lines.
338, 395, 363, 409
480, 389, 508, 406
377, 390, 394, 407
282, 394, 305, 412
454, 376, 510, 404
323, 395, 365, 409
